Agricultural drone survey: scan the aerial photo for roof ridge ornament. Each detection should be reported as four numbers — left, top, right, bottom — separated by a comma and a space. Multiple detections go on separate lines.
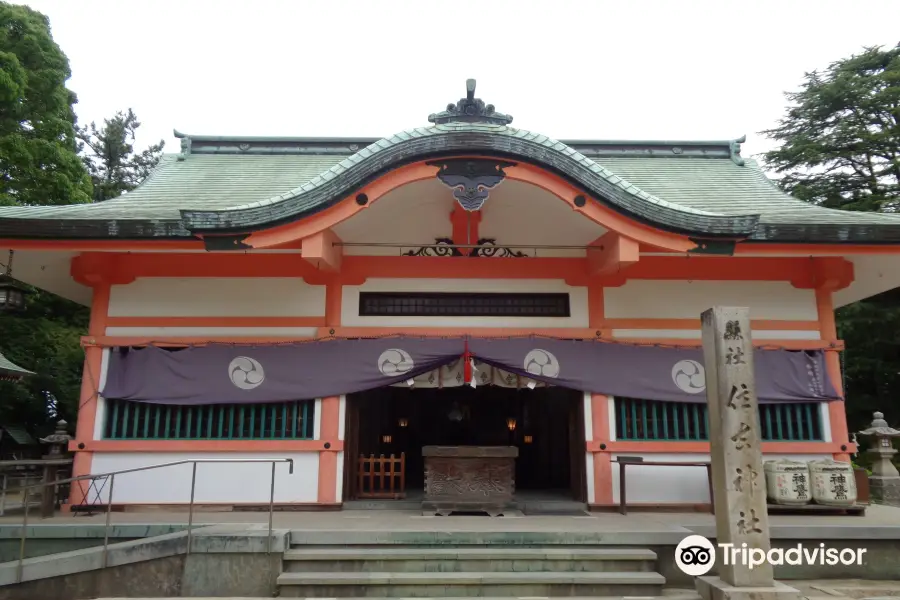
173, 129, 191, 161
730, 135, 746, 166
428, 79, 513, 126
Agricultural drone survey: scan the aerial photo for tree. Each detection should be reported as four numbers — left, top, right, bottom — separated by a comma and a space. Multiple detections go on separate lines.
0, 2, 92, 436
0, 2, 92, 206
77, 108, 164, 201
761, 44, 900, 438
762, 44, 900, 212
0, 291, 87, 432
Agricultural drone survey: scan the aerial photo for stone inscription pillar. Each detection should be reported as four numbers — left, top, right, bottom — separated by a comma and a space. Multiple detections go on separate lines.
698, 307, 798, 600
701, 307, 773, 585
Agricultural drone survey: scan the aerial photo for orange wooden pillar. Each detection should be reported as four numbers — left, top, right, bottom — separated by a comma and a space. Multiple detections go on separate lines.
591, 393, 613, 504
317, 396, 341, 504
816, 287, 852, 461
586, 284, 613, 504
317, 276, 343, 504
68, 283, 111, 508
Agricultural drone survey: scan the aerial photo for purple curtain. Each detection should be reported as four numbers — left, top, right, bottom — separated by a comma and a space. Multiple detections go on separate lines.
102, 338, 466, 405
467, 338, 839, 404
101, 336, 840, 405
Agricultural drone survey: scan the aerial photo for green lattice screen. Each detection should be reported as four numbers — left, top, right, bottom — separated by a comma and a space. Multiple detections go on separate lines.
614, 398, 823, 442
103, 399, 316, 440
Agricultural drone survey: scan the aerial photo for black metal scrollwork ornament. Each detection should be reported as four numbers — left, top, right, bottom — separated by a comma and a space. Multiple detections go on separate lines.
403, 238, 528, 258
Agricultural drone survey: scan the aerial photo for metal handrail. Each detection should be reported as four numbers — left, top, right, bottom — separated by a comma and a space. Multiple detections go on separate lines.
12, 458, 294, 584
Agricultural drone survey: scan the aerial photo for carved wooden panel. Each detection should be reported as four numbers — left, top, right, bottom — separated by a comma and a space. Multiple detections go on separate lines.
424, 456, 515, 503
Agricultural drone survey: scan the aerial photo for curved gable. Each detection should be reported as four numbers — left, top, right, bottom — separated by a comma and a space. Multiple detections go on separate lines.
180, 122, 760, 239
4, 79, 900, 246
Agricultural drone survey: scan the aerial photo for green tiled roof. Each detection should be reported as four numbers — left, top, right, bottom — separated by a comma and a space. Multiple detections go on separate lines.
2, 426, 35, 445
0, 351, 33, 380
592, 157, 900, 226
1, 122, 900, 243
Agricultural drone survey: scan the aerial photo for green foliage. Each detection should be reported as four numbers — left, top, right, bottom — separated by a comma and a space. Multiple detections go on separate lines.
0, 289, 87, 434
761, 44, 900, 212
0, 5, 163, 437
0, 2, 91, 207
762, 43, 900, 435
77, 108, 164, 202
0, 1, 91, 436
837, 300, 900, 432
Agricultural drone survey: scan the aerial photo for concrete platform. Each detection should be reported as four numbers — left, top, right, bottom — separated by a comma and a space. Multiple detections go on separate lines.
1, 506, 899, 595
4, 503, 900, 538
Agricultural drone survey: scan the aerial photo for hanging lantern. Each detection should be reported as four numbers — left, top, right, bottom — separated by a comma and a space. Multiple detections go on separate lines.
0, 276, 28, 312
382, 434, 392, 444
524, 435, 533, 444
398, 418, 408, 428
506, 418, 517, 431
0, 251, 29, 312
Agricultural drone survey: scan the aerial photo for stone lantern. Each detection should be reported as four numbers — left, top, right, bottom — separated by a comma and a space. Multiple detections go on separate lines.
38, 420, 73, 517
40, 420, 73, 459
857, 412, 900, 506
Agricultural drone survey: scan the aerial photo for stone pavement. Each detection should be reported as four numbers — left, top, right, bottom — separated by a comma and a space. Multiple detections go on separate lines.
93, 583, 900, 600
2, 504, 899, 537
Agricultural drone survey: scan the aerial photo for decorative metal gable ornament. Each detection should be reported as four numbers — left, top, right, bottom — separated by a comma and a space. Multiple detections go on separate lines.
428, 158, 515, 212
426, 80, 516, 212
428, 79, 513, 126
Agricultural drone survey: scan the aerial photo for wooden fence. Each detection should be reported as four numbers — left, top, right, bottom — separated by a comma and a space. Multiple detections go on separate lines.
357, 453, 406, 499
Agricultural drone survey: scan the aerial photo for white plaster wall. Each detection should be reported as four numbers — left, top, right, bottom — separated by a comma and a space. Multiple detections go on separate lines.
89, 452, 318, 503
608, 453, 831, 504
582, 393, 596, 503
608, 396, 617, 441
585, 452, 595, 504
335, 451, 345, 501
820, 403, 833, 443
477, 181, 604, 257
605, 281, 818, 321
333, 179, 455, 257
611, 329, 821, 340
3, 249, 92, 306
342, 279, 588, 327
338, 395, 346, 441
104, 327, 317, 337
331, 179, 604, 258
834, 255, 900, 308
92, 349, 110, 441
313, 399, 323, 440
108, 278, 325, 317
582, 393, 593, 441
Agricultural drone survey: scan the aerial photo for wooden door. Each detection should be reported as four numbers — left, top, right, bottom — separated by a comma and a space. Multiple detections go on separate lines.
343, 395, 360, 500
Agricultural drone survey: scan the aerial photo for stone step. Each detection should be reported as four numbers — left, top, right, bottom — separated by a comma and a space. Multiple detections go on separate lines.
275, 571, 667, 597
283, 547, 657, 573
101, 597, 698, 600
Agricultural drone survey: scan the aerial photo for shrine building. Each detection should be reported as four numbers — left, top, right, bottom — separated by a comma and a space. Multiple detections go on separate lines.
2, 80, 900, 511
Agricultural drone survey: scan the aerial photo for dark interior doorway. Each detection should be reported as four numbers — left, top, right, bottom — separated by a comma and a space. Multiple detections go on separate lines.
344, 385, 586, 501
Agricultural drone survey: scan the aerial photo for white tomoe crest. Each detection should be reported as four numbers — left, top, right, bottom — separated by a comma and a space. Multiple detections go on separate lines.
228, 356, 265, 390
671, 359, 706, 394
377, 348, 415, 376
523, 349, 560, 378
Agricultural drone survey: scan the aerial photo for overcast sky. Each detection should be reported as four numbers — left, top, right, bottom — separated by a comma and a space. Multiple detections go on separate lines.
20, 0, 900, 160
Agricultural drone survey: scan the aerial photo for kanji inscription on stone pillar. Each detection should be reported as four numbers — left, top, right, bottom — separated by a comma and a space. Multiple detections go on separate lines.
700, 307, 774, 587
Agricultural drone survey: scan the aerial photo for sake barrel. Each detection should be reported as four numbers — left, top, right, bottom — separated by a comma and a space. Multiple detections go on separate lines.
764, 460, 811, 506
809, 460, 857, 506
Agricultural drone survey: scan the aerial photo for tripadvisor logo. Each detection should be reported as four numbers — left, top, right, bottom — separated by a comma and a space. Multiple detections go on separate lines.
675, 535, 716, 576
675, 535, 867, 576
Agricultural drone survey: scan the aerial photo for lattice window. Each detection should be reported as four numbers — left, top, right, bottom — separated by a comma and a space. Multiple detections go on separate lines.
358, 292, 570, 317
614, 398, 823, 442
103, 399, 316, 440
